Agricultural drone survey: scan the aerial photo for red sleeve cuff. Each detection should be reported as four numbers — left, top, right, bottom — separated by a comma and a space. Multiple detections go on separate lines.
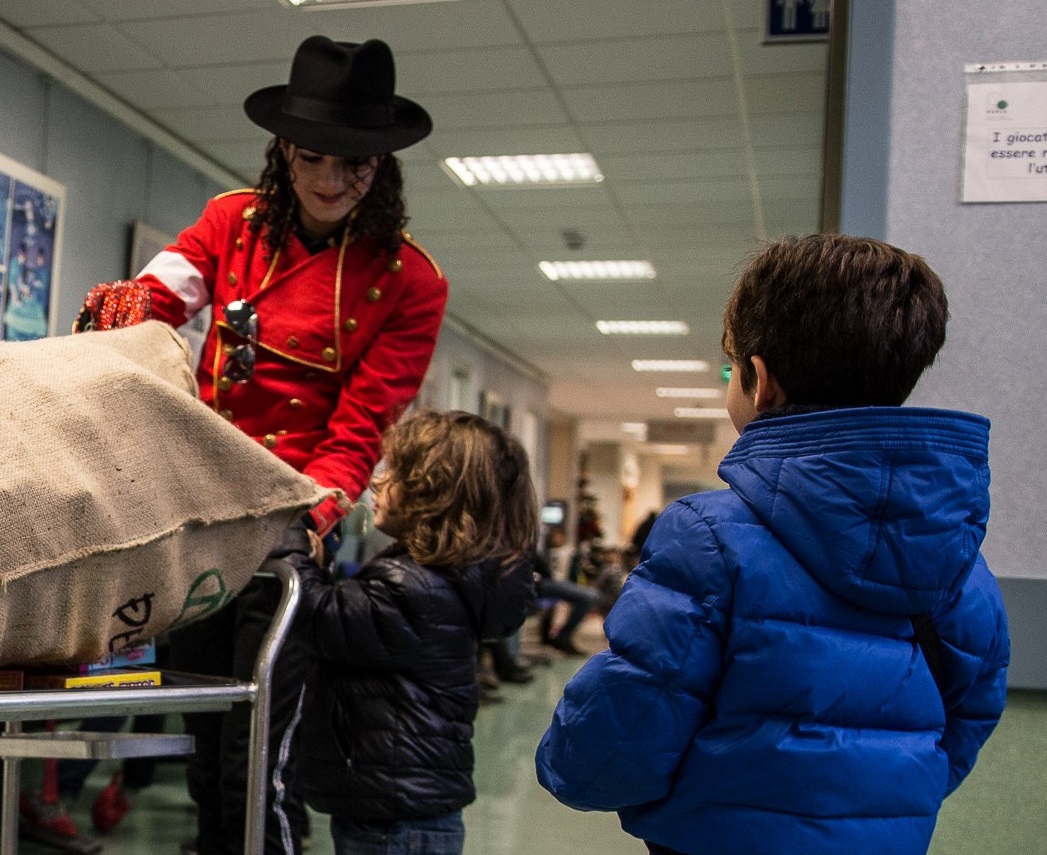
308, 494, 350, 538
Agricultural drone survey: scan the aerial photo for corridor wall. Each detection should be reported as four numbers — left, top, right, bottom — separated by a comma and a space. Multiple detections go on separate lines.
840, 0, 1047, 687
0, 47, 224, 331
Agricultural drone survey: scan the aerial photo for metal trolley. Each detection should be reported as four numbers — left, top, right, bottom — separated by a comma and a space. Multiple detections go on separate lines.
0, 562, 300, 855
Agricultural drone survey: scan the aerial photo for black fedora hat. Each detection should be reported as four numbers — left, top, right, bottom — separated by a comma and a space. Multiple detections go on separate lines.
244, 36, 432, 157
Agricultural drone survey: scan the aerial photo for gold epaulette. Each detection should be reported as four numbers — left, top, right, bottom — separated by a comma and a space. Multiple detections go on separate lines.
213, 187, 256, 201
401, 231, 445, 280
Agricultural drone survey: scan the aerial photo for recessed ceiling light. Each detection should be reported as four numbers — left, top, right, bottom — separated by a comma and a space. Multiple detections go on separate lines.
442, 154, 603, 187
279, 0, 462, 8
540, 261, 656, 281
596, 321, 689, 335
674, 407, 731, 419
655, 387, 723, 398
632, 360, 710, 373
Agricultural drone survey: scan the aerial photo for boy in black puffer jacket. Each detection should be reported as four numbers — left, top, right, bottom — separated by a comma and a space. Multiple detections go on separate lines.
288, 410, 538, 855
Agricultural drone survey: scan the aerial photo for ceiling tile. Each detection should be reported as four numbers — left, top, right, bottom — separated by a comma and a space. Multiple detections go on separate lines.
396, 46, 546, 94
0, 1, 100, 27
587, 117, 744, 153
179, 60, 289, 107
599, 149, 748, 182
562, 79, 738, 123
23, 23, 162, 72
536, 32, 733, 87
505, 0, 726, 41
424, 125, 588, 158
78, 0, 273, 19
744, 72, 827, 114
95, 68, 214, 110
420, 89, 570, 128
737, 32, 829, 75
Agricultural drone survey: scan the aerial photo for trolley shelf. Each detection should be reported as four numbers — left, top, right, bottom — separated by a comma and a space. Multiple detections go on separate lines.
0, 729, 194, 761
0, 671, 257, 721
0, 561, 300, 855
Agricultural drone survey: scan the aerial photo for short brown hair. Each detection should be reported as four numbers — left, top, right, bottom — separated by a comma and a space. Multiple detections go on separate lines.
722, 234, 949, 406
379, 410, 538, 570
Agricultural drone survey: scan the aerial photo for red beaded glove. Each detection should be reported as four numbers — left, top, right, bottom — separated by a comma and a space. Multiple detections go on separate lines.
73, 280, 152, 332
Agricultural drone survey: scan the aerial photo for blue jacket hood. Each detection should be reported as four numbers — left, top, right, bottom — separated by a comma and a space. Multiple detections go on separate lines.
718, 407, 991, 616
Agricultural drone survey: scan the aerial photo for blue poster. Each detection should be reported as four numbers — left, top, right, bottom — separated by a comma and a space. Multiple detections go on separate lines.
0, 155, 64, 342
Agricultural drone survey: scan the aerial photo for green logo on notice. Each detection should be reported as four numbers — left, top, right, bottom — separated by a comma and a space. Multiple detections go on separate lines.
997, 100, 1008, 109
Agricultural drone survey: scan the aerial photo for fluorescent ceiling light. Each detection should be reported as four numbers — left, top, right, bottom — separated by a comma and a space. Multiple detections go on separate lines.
597, 320, 689, 335
674, 407, 731, 420
620, 422, 648, 440
279, 0, 462, 8
443, 154, 603, 187
655, 387, 723, 399
632, 360, 710, 373
540, 261, 656, 281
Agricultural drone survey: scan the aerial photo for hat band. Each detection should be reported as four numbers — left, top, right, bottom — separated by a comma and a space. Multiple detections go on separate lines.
283, 94, 395, 129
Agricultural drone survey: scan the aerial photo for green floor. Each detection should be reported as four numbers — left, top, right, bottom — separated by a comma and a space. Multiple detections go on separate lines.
12, 616, 1047, 855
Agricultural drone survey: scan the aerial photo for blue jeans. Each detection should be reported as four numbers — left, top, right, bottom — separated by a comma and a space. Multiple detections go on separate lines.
537, 577, 603, 639
331, 812, 464, 855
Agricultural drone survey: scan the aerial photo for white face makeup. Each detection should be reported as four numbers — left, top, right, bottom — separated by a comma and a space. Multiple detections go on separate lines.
281, 143, 381, 238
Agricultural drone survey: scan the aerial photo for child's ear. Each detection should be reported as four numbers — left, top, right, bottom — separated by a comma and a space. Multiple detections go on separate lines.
750, 355, 787, 412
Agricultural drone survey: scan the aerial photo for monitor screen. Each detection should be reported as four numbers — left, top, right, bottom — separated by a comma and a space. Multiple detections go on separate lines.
540, 501, 566, 526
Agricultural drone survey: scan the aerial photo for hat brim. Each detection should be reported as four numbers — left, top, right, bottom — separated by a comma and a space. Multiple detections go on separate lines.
244, 85, 433, 157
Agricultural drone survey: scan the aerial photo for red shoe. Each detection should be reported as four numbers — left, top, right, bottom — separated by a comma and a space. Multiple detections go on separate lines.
20, 791, 80, 838
92, 771, 131, 833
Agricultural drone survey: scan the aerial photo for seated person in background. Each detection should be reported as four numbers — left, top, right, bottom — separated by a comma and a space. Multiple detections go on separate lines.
536, 233, 1010, 855
629, 510, 659, 557
535, 545, 605, 657
567, 538, 602, 585
284, 410, 538, 855
591, 546, 629, 611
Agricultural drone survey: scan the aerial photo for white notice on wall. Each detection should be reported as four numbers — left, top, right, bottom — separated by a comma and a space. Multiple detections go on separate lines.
963, 80, 1047, 202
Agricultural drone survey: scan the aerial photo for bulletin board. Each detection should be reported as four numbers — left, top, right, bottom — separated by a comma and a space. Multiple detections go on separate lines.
962, 61, 1047, 202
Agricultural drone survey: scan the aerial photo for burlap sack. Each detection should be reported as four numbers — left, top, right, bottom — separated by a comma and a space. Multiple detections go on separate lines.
0, 321, 332, 666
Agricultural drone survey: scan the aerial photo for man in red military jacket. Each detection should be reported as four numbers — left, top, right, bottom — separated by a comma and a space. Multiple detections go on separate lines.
138, 186, 446, 534
79, 36, 447, 855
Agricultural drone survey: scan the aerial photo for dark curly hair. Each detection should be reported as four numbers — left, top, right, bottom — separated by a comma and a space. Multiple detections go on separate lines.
374, 410, 539, 571
250, 138, 408, 257
722, 233, 949, 407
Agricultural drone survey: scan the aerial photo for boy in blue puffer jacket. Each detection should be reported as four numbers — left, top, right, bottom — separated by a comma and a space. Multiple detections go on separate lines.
535, 233, 1010, 855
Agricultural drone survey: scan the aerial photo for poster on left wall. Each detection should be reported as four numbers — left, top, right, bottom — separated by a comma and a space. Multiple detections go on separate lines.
0, 152, 65, 341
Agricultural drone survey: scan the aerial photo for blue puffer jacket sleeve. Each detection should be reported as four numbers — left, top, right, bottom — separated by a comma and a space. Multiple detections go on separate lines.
934, 557, 1010, 795
536, 501, 728, 808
